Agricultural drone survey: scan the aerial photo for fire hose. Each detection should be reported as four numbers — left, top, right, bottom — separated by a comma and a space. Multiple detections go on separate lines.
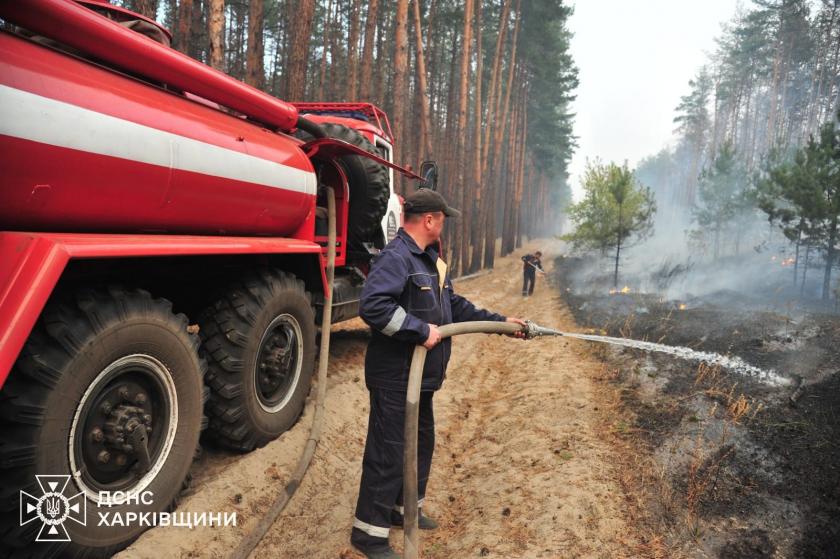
230, 186, 336, 559
402, 320, 563, 559
525, 260, 546, 275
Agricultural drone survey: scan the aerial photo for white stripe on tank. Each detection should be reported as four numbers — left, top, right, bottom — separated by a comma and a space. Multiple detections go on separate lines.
0, 85, 317, 195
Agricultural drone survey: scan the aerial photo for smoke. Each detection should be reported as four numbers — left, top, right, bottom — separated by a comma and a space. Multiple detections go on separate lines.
561, 203, 828, 311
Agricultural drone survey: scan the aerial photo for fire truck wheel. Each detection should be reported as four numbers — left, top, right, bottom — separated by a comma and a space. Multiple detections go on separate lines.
0, 287, 206, 558
199, 269, 316, 452
296, 122, 390, 247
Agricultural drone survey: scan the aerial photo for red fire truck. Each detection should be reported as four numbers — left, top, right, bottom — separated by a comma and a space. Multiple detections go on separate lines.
0, 0, 435, 554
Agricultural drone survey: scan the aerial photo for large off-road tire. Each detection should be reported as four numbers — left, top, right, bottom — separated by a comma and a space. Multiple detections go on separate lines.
296, 121, 390, 246
199, 270, 316, 452
0, 287, 206, 558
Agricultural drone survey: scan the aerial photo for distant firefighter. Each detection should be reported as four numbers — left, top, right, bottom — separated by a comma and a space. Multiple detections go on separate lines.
521, 251, 544, 296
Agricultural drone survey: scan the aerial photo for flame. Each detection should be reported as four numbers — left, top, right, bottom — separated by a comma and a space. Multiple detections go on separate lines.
781, 257, 796, 267
679, 303, 687, 310
621, 286, 630, 294
609, 286, 632, 295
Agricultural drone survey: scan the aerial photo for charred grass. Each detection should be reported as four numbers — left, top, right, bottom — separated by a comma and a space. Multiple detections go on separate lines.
554, 255, 840, 558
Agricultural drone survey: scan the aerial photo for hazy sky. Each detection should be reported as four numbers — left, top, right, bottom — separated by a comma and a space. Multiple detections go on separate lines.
567, 1, 742, 199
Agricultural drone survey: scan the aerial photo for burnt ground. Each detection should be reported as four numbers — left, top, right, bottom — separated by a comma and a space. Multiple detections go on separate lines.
555, 255, 840, 558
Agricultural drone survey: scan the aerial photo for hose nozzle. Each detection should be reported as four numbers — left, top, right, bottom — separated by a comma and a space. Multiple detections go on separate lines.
524, 320, 564, 339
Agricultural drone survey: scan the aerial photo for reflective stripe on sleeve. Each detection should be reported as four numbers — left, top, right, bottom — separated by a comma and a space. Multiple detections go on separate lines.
382, 306, 408, 337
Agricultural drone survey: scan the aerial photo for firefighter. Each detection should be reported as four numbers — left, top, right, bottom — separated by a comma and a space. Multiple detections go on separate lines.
351, 189, 526, 559
521, 251, 544, 296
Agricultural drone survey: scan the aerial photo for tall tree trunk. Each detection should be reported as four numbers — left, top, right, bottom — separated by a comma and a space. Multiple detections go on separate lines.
208, 0, 225, 71
287, 0, 316, 100
806, 6, 836, 135
318, 0, 333, 100
801, 244, 811, 296
484, 0, 520, 269
358, 0, 379, 101
766, 27, 784, 148
471, 0, 511, 271
245, 0, 264, 88
514, 161, 527, 248
504, 84, 525, 255
501, 97, 519, 255
328, 0, 343, 101
827, 11, 840, 120
467, 0, 484, 273
481, 0, 512, 178
793, 225, 801, 286
346, 0, 362, 101
441, 33, 460, 269
189, 0, 206, 61
391, 0, 410, 193
512, 93, 528, 251
269, 3, 285, 94
374, 6, 389, 107
174, 0, 193, 54
823, 216, 838, 301
412, 0, 433, 160
425, 0, 440, 126
614, 202, 623, 288
228, 3, 246, 80
456, 0, 474, 276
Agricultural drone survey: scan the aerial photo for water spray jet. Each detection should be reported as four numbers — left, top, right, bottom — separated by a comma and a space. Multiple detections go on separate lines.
402, 319, 788, 559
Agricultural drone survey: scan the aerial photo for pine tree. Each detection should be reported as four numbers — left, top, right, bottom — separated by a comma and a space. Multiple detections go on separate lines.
692, 141, 749, 260
563, 161, 657, 286
673, 68, 713, 206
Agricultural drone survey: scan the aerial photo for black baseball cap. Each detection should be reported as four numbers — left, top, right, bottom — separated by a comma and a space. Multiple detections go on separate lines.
403, 189, 461, 218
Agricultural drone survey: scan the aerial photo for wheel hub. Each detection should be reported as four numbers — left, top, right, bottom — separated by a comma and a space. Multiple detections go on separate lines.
102, 400, 153, 470
255, 315, 303, 412
70, 354, 178, 501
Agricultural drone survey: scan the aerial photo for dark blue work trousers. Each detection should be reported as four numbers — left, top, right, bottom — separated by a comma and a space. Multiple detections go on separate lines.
523, 269, 536, 295
352, 388, 435, 545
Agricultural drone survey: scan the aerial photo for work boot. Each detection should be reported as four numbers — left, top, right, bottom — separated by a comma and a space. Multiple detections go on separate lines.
390, 509, 439, 530
350, 528, 402, 559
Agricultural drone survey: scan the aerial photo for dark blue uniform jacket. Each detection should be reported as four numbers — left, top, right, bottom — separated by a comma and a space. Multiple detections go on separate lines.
359, 228, 506, 392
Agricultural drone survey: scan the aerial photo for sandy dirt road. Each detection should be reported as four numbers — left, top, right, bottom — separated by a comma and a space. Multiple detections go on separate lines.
118, 241, 631, 558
